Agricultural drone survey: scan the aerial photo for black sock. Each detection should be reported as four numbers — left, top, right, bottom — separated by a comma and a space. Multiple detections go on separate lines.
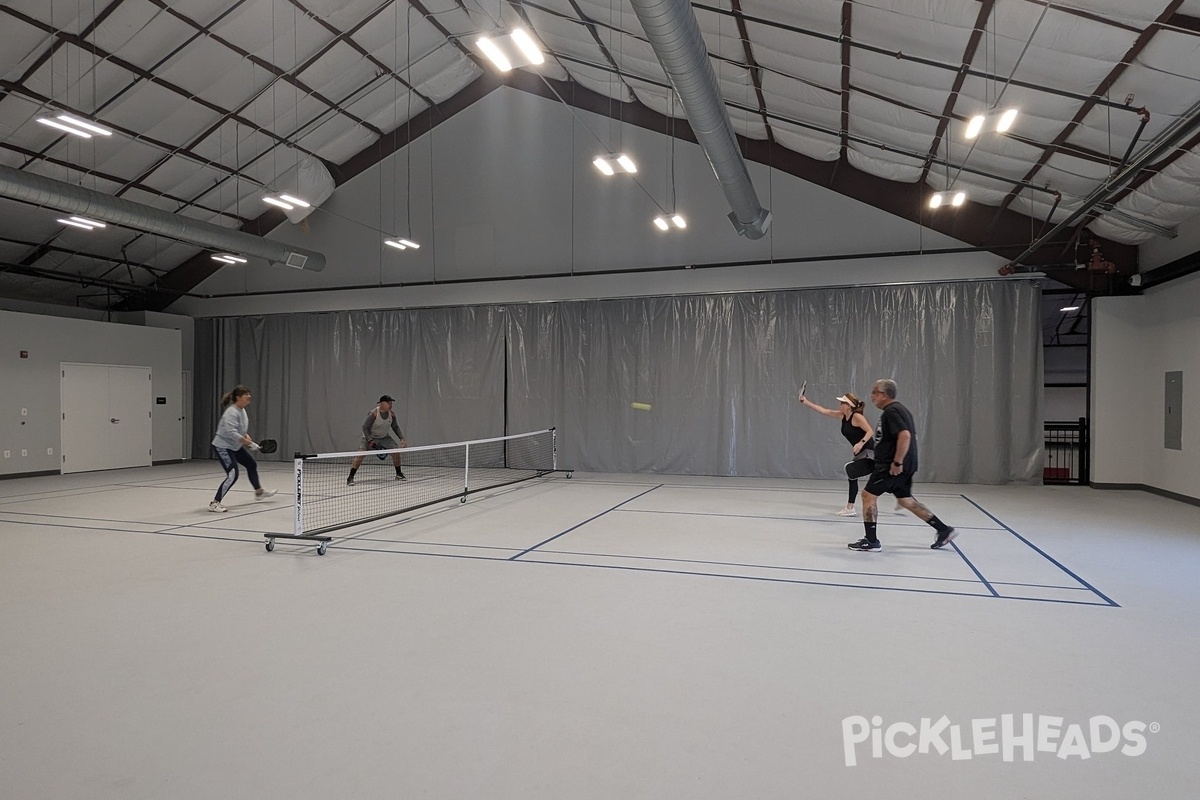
847, 481, 858, 504
348, 467, 358, 480
863, 521, 878, 543
395, 466, 404, 475
927, 515, 950, 534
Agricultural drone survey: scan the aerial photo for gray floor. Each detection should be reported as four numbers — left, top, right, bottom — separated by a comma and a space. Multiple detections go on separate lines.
1, 463, 1197, 798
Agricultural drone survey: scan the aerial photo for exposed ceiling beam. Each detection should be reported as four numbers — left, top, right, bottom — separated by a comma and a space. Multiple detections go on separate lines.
990, 1, 1184, 222
919, 0, 996, 189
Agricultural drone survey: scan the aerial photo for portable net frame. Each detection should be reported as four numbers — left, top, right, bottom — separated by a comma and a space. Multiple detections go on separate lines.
291, 428, 564, 538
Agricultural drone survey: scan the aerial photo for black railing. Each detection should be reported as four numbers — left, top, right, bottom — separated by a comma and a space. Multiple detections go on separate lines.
1044, 418, 1088, 485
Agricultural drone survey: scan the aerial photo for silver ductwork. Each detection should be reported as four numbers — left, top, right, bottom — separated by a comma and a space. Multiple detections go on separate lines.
0, 163, 326, 272
628, 0, 771, 239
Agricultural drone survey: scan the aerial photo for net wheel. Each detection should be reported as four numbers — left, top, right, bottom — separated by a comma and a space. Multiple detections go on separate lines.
317, 542, 328, 556
265, 538, 275, 552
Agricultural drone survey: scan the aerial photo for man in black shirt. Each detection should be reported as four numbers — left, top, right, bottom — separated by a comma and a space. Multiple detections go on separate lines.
848, 379, 957, 552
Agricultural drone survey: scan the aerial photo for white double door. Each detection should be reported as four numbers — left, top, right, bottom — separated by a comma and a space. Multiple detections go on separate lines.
61, 363, 153, 474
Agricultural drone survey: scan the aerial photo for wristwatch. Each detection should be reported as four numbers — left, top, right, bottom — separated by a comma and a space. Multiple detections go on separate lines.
892, 461, 902, 467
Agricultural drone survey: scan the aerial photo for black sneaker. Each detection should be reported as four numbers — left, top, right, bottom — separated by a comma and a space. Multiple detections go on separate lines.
395, 472, 406, 481
346, 478, 355, 486
931, 527, 958, 549
848, 538, 881, 552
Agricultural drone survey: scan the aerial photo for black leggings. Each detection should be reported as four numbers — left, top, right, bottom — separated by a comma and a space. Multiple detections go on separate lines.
214, 446, 261, 502
844, 457, 874, 504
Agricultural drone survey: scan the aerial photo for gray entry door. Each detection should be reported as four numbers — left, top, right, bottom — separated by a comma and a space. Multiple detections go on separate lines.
61, 363, 153, 473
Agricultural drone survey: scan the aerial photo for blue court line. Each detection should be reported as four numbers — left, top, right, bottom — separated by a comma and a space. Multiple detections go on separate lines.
960, 494, 1119, 607
947, 540, 999, 597
508, 484, 664, 560
566, 476, 963, 498
0, 516, 259, 545
617, 506, 1002, 530
327, 543, 1113, 606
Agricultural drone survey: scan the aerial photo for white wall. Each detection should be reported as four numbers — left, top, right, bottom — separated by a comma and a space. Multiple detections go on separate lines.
0, 309, 183, 476
1092, 270, 1200, 498
171, 87, 1006, 317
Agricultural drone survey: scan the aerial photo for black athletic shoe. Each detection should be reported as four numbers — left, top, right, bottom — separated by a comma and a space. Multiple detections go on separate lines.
395, 472, 406, 481
346, 478, 355, 486
931, 528, 958, 549
848, 538, 881, 552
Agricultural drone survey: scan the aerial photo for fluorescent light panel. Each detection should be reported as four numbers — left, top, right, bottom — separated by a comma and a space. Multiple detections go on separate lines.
57, 114, 112, 136
653, 217, 670, 231
38, 118, 91, 138
384, 239, 408, 250
58, 218, 97, 229
68, 216, 105, 228
593, 154, 636, 176
965, 108, 1018, 139
477, 37, 512, 72
510, 29, 544, 65
277, 194, 310, 208
671, 214, 686, 229
929, 190, 966, 209
262, 197, 294, 210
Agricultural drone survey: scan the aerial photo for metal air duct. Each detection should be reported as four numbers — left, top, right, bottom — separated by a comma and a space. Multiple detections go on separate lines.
0, 163, 326, 271
628, 0, 771, 239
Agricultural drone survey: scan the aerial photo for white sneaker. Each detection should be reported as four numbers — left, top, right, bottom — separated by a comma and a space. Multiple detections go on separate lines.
255, 489, 277, 501
835, 507, 858, 517
208, 501, 227, 513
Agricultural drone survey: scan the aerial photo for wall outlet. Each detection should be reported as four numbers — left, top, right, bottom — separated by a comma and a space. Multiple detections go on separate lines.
47, 447, 54, 456
21, 408, 28, 416
21, 449, 28, 457
2, 450, 9, 459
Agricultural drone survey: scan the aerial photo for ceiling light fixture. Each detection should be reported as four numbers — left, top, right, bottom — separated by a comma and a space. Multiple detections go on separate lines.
211, 253, 247, 264
653, 215, 687, 231
38, 118, 91, 138
653, 217, 670, 231
262, 196, 295, 210
477, 29, 544, 73
929, 190, 966, 209
277, 194, 310, 208
56, 114, 112, 136
593, 154, 637, 176
965, 108, 1019, 140
58, 217, 104, 230
211, 255, 238, 264
384, 237, 420, 250
1060, 305, 1080, 312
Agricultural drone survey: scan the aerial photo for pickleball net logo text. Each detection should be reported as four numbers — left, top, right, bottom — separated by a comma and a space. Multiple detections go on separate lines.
842, 714, 1153, 766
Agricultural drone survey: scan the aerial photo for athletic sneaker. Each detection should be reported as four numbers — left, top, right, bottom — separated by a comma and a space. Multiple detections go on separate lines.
847, 538, 881, 551
835, 507, 858, 517
346, 478, 355, 486
931, 527, 958, 549
255, 488, 277, 501
395, 472, 406, 481
208, 501, 227, 513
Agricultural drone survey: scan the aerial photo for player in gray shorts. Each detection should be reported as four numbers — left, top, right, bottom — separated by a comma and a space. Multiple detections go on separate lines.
346, 394, 408, 485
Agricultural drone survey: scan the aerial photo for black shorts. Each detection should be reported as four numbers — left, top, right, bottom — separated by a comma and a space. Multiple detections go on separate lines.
863, 466, 915, 498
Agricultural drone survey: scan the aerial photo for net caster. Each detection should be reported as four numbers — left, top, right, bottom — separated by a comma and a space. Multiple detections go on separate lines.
265, 538, 275, 552
317, 542, 328, 556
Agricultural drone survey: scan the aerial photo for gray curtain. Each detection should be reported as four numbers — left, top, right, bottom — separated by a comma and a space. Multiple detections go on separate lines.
196, 280, 1042, 483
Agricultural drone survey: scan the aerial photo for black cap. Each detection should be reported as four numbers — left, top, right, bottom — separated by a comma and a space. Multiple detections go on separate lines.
378, 394, 395, 403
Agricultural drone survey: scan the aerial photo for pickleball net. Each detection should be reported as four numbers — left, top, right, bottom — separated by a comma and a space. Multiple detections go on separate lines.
292, 428, 563, 537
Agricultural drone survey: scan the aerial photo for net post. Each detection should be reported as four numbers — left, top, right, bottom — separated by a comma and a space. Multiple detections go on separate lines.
463, 442, 471, 496
551, 427, 558, 471
293, 455, 304, 537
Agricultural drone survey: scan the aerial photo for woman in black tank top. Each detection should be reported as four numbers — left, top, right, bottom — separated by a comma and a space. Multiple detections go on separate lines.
798, 389, 874, 516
